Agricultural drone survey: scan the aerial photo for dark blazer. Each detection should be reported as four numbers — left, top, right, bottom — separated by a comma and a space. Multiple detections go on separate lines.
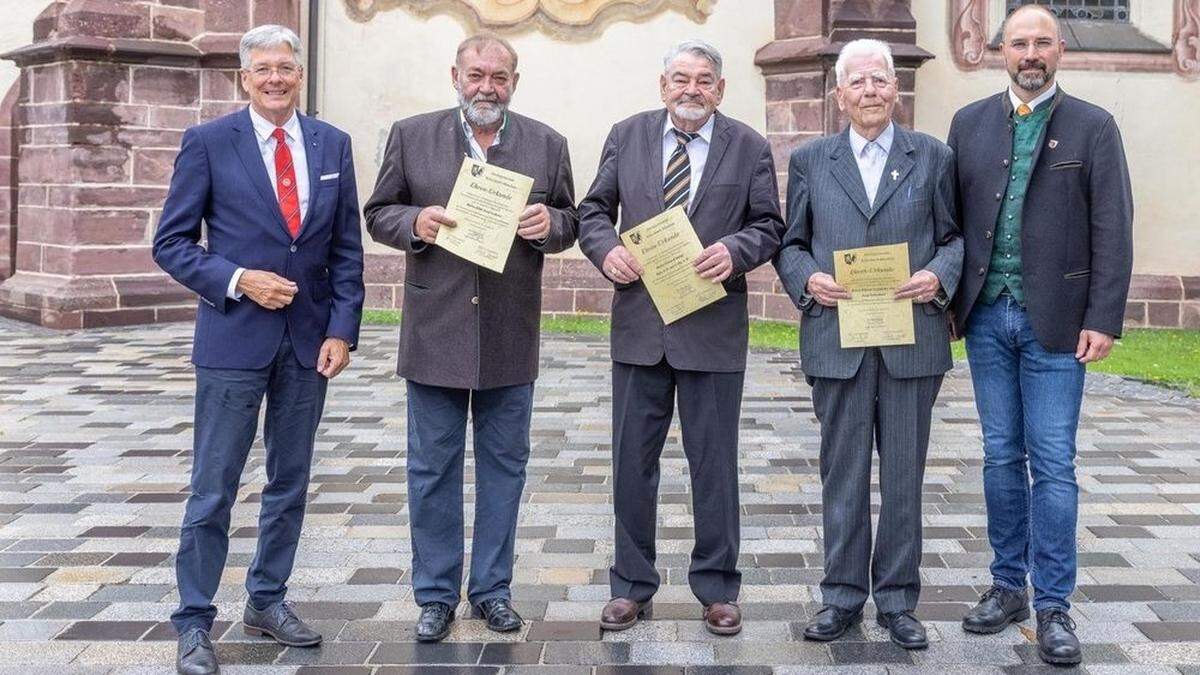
948, 89, 1133, 351
363, 108, 578, 390
153, 107, 365, 370
774, 125, 963, 380
577, 109, 784, 373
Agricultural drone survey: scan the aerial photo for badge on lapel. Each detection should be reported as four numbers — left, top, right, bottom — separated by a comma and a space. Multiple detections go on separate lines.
1048, 139, 1059, 149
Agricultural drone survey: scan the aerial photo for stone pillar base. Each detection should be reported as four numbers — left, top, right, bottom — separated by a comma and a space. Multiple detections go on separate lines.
0, 272, 193, 328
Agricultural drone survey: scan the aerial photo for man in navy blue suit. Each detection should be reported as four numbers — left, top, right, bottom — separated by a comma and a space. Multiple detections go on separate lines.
153, 24, 364, 675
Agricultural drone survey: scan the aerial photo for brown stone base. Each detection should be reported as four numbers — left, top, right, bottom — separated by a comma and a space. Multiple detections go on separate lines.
0, 272, 194, 329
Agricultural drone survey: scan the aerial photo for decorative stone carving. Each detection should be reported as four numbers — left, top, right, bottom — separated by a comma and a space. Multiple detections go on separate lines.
950, 0, 988, 70
343, 0, 715, 38
1175, 0, 1200, 78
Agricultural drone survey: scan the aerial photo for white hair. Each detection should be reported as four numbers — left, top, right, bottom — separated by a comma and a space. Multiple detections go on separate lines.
663, 39, 723, 79
239, 24, 302, 70
834, 39, 895, 86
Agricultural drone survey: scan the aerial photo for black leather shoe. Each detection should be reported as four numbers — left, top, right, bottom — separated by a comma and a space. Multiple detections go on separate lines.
876, 610, 928, 650
470, 597, 523, 632
962, 585, 1030, 634
176, 627, 219, 675
243, 600, 322, 647
416, 602, 456, 642
1036, 608, 1082, 665
802, 605, 862, 641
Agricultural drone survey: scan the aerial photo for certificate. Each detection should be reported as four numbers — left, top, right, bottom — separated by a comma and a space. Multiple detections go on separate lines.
833, 242, 915, 348
436, 157, 534, 273
620, 206, 726, 325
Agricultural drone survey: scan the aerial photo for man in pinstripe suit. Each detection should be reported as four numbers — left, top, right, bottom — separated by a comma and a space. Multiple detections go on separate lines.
773, 39, 963, 649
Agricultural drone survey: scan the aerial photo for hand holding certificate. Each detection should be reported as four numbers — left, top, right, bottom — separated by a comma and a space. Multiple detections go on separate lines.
833, 242, 915, 348
620, 206, 726, 325
436, 157, 535, 273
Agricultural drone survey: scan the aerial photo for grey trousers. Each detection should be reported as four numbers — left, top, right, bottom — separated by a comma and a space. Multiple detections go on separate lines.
810, 348, 943, 614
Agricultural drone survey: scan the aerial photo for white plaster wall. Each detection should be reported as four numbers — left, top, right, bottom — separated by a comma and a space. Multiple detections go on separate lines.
315, 0, 774, 254
913, 0, 1200, 276
0, 2, 44, 99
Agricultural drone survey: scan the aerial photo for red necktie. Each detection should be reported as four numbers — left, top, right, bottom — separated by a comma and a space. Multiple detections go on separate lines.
272, 127, 301, 238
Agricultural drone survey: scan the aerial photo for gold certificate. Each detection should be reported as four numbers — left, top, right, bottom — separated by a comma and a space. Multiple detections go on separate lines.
620, 206, 727, 325
833, 242, 915, 348
436, 157, 535, 273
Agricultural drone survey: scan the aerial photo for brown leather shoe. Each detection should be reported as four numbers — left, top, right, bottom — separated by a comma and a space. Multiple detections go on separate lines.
704, 602, 743, 635
600, 597, 653, 631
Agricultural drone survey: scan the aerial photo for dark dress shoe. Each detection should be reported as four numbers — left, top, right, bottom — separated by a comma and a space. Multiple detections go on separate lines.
1036, 608, 1082, 665
962, 585, 1030, 634
876, 610, 928, 650
176, 627, 219, 675
802, 605, 862, 641
470, 597, 523, 632
243, 600, 322, 647
600, 597, 653, 631
703, 602, 742, 636
416, 602, 456, 642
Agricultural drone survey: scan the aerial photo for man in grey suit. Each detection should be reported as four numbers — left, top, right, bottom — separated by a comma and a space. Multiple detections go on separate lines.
579, 39, 785, 637
363, 34, 578, 642
774, 39, 962, 650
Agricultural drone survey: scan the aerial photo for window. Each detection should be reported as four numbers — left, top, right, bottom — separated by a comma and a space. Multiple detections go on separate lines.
1007, 1, 1130, 22
998, 0, 1168, 53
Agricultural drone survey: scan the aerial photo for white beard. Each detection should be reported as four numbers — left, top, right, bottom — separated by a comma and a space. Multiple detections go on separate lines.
458, 90, 505, 128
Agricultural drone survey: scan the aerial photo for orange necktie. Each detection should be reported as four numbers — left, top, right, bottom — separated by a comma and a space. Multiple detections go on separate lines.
1016, 103, 1032, 117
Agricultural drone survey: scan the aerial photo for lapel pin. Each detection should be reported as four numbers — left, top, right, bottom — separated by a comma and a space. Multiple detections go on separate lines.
1048, 139, 1058, 149
891, 169, 899, 181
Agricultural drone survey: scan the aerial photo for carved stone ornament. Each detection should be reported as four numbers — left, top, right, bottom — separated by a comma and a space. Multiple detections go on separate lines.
342, 0, 716, 38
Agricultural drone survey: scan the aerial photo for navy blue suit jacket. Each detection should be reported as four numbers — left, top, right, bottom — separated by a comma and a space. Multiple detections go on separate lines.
153, 107, 365, 370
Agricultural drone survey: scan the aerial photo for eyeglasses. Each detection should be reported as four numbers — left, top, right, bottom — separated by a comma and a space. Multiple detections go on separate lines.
246, 64, 302, 79
666, 77, 719, 92
844, 72, 895, 91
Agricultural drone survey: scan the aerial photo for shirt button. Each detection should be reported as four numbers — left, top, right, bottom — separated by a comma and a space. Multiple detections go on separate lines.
289, 245, 297, 253
470, 296, 479, 305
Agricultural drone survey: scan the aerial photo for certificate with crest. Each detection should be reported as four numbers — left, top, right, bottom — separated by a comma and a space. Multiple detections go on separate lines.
620, 206, 726, 324
436, 157, 534, 273
833, 242, 915, 348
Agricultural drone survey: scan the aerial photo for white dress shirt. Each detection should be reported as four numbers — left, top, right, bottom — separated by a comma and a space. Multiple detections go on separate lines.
459, 109, 505, 162
1008, 82, 1058, 114
227, 107, 310, 300
847, 121, 895, 206
661, 113, 715, 203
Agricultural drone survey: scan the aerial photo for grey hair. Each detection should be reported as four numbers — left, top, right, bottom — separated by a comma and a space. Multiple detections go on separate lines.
834, 39, 895, 85
663, 39, 723, 78
239, 24, 302, 70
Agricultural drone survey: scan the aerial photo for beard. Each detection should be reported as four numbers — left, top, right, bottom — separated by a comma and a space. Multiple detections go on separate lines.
458, 89, 506, 128
672, 99, 711, 122
1011, 59, 1052, 92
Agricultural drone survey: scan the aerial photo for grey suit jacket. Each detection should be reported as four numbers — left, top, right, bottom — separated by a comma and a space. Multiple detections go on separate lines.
577, 109, 784, 373
363, 108, 579, 390
774, 125, 963, 380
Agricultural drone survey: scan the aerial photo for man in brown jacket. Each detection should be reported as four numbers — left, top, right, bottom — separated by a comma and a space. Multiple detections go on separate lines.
363, 34, 578, 642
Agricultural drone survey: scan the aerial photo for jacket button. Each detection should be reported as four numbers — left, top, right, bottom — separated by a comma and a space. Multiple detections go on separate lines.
470, 296, 479, 305
1002, 159, 1010, 167
985, 231, 993, 239
289, 245, 297, 253
994, 192, 1002, 200
978, 267, 986, 275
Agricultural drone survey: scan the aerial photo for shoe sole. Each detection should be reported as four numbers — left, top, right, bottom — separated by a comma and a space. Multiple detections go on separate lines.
1038, 648, 1082, 665
600, 603, 653, 631
961, 607, 1031, 635
704, 622, 743, 636
469, 606, 523, 632
876, 615, 928, 650
802, 612, 862, 641
242, 624, 321, 647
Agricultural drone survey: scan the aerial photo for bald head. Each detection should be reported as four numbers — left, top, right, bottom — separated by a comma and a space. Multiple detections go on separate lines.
1002, 4, 1062, 42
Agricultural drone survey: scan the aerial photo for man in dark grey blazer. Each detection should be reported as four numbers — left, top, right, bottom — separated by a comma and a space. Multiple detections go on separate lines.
579, 39, 784, 637
363, 35, 578, 642
949, 6, 1132, 666
774, 39, 962, 650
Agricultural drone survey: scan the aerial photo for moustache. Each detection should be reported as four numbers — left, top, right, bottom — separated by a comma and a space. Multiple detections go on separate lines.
1019, 60, 1047, 71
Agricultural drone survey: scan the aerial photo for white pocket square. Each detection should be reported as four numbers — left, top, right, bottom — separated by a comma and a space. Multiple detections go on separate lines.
320, 172, 340, 181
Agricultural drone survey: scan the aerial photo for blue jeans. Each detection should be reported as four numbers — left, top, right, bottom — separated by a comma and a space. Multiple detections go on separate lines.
406, 380, 534, 607
172, 334, 327, 633
965, 296, 1084, 611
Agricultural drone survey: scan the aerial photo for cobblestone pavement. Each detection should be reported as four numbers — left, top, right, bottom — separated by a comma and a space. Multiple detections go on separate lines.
1, 320, 1198, 674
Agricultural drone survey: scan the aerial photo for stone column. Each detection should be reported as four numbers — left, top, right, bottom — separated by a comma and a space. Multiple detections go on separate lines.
0, 0, 297, 328
751, 0, 934, 321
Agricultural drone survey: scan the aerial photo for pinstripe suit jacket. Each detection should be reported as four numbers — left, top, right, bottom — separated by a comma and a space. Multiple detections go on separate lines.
774, 125, 963, 380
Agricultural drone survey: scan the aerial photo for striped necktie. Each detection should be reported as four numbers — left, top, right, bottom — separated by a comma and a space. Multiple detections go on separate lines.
663, 129, 699, 210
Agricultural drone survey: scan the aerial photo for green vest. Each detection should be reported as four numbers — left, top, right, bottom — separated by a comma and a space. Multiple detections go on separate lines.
979, 101, 1051, 305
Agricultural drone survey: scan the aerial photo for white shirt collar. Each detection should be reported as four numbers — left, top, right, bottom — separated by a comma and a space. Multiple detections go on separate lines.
1008, 82, 1058, 114
248, 105, 301, 143
663, 112, 715, 144
848, 121, 894, 158
459, 109, 505, 146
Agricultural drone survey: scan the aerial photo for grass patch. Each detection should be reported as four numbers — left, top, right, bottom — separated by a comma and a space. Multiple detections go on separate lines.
363, 310, 1199, 396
